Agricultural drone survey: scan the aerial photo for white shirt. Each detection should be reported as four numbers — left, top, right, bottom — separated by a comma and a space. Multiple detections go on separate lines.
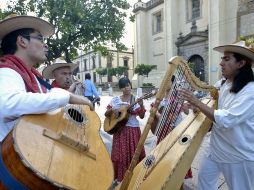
210, 80, 254, 163
108, 96, 141, 127
0, 68, 70, 142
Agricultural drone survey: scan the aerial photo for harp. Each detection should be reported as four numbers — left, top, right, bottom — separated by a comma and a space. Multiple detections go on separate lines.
117, 56, 218, 190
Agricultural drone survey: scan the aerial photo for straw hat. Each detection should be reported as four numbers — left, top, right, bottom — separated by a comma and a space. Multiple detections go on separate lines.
0, 14, 55, 41
213, 40, 254, 63
42, 57, 79, 79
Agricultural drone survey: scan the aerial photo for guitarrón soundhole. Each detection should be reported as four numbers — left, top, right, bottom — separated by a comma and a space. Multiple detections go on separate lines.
67, 108, 84, 123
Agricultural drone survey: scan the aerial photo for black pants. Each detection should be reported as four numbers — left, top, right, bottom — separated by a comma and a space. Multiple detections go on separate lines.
85, 96, 95, 107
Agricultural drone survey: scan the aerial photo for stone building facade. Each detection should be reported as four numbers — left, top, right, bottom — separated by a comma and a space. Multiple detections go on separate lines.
133, 0, 254, 87
73, 48, 134, 85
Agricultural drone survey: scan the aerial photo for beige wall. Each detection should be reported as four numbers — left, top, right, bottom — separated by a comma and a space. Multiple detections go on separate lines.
208, 0, 238, 85
134, 0, 240, 86
73, 49, 134, 84
136, 3, 165, 69
135, 10, 148, 66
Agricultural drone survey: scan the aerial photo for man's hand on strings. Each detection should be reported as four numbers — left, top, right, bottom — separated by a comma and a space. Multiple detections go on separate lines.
183, 102, 200, 114
178, 88, 200, 107
178, 88, 215, 121
181, 103, 190, 115
69, 94, 94, 111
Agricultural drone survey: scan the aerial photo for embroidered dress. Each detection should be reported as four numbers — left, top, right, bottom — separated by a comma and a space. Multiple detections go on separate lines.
107, 96, 146, 182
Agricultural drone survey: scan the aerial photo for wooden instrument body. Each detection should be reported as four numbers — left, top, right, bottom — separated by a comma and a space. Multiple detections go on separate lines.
1, 105, 113, 190
104, 92, 156, 134
104, 106, 129, 134
124, 99, 216, 190
117, 56, 218, 190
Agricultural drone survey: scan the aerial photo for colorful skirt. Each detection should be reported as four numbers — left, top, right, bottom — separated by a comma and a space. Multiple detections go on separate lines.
111, 126, 146, 182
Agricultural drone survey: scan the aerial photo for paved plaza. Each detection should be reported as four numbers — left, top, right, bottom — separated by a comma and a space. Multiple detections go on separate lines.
95, 89, 228, 190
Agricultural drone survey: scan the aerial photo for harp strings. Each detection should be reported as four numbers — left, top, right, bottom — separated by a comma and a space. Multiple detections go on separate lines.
155, 65, 191, 142
133, 64, 194, 189
122, 57, 217, 190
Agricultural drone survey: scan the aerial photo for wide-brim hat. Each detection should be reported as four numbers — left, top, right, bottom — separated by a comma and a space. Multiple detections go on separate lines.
213, 40, 254, 63
0, 14, 55, 41
42, 57, 79, 79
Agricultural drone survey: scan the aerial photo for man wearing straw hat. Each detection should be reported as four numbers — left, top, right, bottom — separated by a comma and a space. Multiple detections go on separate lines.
179, 40, 254, 190
42, 57, 84, 93
0, 15, 93, 143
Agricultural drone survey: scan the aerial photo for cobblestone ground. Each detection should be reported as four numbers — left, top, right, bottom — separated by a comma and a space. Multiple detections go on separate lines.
96, 90, 228, 190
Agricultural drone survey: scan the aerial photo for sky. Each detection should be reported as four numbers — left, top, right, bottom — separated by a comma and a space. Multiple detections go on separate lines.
121, 0, 138, 48
0, 0, 147, 48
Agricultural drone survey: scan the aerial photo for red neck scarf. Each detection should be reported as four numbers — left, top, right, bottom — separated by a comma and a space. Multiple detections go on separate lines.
51, 80, 69, 90
0, 55, 47, 93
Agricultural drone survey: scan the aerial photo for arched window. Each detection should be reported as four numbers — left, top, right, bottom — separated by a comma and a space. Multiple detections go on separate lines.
188, 55, 205, 81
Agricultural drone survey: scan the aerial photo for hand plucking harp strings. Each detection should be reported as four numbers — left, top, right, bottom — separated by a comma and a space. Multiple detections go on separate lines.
119, 56, 217, 190
178, 88, 215, 122
132, 72, 195, 188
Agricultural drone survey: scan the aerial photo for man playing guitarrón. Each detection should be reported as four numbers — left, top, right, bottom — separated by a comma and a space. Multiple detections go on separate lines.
0, 14, 93, 189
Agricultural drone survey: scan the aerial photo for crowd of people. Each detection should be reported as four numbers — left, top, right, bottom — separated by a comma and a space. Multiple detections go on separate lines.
0, 13, 253, 190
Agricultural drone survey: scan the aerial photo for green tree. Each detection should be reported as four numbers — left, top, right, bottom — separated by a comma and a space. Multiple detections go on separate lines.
96, 68, 107, 84
3, 0, 130, 62
0, 8, 13, 56
134, 64, 157, 77
107, 66, 128, 80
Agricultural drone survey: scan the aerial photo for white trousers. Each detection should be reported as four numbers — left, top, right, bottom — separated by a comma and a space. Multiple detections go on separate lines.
197, 155, 254, 190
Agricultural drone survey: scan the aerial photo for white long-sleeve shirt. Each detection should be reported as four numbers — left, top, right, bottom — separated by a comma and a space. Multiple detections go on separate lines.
210, 80, 254, 163
0, 68, 70, 142
107, 96, 141, 127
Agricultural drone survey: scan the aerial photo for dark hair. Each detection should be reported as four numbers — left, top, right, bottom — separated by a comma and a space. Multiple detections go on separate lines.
231, 53, 254, 93
1, 28, 35, 55
85, 73, 91, 80
118, 77, 131, 89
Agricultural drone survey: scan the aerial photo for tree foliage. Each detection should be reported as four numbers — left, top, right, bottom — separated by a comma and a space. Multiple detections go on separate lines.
96, 67, 107, 83
134, 64, 157, 77
3, 0, 130, 62
107, 66, 128, 79
96, 68, 108, 76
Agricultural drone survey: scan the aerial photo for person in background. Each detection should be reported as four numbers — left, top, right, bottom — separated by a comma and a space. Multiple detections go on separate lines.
42, 57, 84, 93
179, 40, 254, 190
0, 14, 93, 145
83, 73, 100, 106
104, 77, 146, 185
